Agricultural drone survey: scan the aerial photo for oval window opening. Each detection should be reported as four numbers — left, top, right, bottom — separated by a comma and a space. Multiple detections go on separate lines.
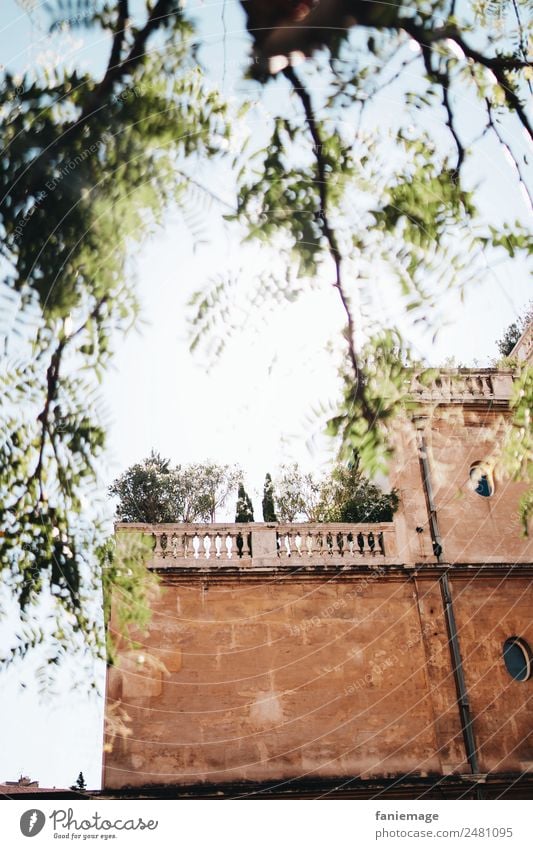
469, 462, 494, 497
503, 638, 532, 682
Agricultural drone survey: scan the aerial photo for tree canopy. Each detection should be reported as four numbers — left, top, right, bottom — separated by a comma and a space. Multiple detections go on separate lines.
272, 462, 398, 523
319, 464, 399, 523
496, 302, 533, 357
110, 456, 242, 523
110, 457, 397, 525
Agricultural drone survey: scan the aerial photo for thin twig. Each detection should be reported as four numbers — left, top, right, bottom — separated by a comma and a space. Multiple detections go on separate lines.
485, 99, 533, 211
510, 0, 530, 74
175, 169, 236, 211
465, 59, 532, 209
399, 19, 532, 139
418, 43, 465, 178
442, 74, 465, 174
367, 52, 420, 101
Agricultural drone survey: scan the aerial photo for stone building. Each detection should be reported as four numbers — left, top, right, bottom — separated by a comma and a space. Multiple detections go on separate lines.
103, 337, 532, 798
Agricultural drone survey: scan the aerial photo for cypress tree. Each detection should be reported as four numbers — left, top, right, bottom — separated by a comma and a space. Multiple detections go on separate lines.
70, 771, 87, 792
262, 473, 277, 522
235, 483, 254, 522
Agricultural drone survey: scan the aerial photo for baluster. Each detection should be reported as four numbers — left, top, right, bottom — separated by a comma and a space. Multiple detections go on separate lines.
316, 532, 323, 554
284, 533, 291, 557
192, 533, 201, 559
336, 531, 344, 556
378, 531, 385, 555
368, 531, 376, 554
306, 532, 313, 557
225, 533, 233, 559
153, 532, 163, 558
215, 533, 222, 558
183, 533, 190, 558
326, 532, 333, 555
276, 532, 281, 557
170, 533, 179, 558
160, 532, 168, 559
347, 531, 354, 555
295, 532, 302, 556
203, 533, 212, 559
236, 532, 244, 558
246, 531, 252, 557
357, 531, 365, 554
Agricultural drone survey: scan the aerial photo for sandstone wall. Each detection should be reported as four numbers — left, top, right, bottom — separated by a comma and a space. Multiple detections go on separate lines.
389, 410, 533, 565
103, 571, 532, 789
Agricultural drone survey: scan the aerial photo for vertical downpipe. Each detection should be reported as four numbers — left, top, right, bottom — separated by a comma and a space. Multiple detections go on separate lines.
440, 572, 480, 776
415, 423, 481, 788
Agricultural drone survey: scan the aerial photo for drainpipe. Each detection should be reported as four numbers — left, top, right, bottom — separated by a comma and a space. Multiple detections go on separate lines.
416, 430, 442, 561
415, 421, 480, 780
440, 572, 480, 776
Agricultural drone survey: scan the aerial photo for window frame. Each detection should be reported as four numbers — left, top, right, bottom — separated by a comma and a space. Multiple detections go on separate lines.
469, 461, 494, 498
502, 637, 532, 682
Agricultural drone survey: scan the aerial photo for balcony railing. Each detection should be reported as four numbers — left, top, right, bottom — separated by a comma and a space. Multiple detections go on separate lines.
116, 522, 398, 568
409, 369, 514, 404
274, 523, 388, 561
153, 524, 252, 561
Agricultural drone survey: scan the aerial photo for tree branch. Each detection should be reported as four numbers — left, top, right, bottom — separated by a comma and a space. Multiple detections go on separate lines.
106, 0, 130, 79
33, 341, 65, 500
242, 3, 531, 138
282, 64, 364, 404
485, 99, 533, 211
398, 19, 532, 139
80, 0, 177, 122
418, 47, 464, 174
442, 80, 464, 174
30, 296, 108, 497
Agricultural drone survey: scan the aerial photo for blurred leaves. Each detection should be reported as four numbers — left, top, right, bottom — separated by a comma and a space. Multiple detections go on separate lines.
99, 531, 158, 666
498, 364, 533, 532
0, 2, 231, 672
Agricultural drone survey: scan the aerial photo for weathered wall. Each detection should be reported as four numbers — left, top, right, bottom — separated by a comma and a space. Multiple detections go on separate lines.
104, 574, 440, 788
389, 409, 533, 565
103, 570, 532, 790
449, 575, 533, 773
428, 410, 533, 564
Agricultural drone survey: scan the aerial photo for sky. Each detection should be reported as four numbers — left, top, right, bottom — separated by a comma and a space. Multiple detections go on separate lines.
0, 0, 531, 790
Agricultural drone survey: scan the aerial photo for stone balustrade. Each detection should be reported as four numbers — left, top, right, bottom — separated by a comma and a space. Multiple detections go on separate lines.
116, 522, 398, 569
409, 369, 514, 404
153, 524, 252, 561
274, 523, 389, 561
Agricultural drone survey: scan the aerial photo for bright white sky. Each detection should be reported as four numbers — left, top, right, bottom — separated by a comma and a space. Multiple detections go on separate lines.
0, 0, 531, 791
